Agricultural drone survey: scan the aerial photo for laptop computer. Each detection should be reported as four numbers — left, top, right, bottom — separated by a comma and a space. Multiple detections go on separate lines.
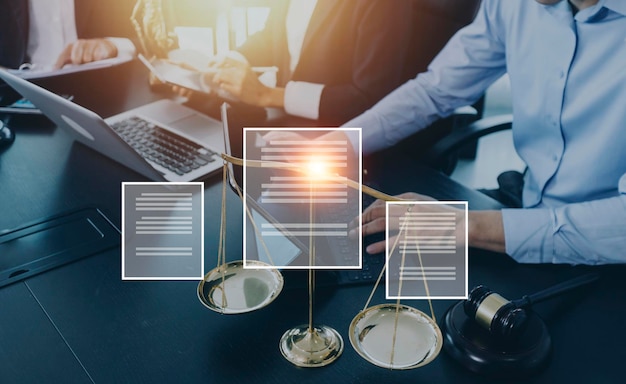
0, 68, 224, 182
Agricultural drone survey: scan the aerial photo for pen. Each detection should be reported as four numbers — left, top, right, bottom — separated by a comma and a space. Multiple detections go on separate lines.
251, 66, 278, 73
201, 66, 278, 74
140, 54, 279, 76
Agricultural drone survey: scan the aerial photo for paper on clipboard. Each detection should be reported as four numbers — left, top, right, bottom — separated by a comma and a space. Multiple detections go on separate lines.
6, 54, 134, 80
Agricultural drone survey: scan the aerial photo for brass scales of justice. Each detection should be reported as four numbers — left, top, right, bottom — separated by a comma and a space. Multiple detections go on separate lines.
196, 135, 443, 369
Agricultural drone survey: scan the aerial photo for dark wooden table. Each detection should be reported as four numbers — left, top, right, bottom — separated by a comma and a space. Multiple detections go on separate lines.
0, 60, 623, 384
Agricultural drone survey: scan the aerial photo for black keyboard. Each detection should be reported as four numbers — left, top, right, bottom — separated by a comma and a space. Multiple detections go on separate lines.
337, 247, 384, 284
110, 116, 218, 176
318, 189, 385, 286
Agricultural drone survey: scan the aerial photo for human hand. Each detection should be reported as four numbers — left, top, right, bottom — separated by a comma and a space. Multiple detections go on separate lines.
154, 55, 232, 101
146, 72, 193, 99
209, 57, 272, 106
145, 57, 209, 99
54, 39, 118, 69
166, 48, 216, 71
351, 192, 465, 255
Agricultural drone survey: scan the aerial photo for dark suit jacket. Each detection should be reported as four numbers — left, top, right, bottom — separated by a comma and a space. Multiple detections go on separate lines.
0, 0, 30, 69
74, 0, 137, 40
236, 0, 415, 126
0, 0, 135, 69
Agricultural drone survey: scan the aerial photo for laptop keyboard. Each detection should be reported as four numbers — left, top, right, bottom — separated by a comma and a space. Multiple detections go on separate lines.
110, 116, 218, 176
319, 191, 385, 285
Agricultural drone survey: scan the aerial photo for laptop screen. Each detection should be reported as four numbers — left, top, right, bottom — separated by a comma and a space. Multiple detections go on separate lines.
220, 103, 309, 268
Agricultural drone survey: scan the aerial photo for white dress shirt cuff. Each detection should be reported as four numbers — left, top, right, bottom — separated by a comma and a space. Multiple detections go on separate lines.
105, 37, 136, 59
502, 208, 554, 264
284, 81, 324, 120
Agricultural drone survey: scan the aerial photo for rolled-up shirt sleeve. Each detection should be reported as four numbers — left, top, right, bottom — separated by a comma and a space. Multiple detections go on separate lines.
503, 173, 626, 265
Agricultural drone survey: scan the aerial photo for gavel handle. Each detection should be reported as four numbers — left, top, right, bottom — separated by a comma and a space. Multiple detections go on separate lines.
512, 272, 600, 309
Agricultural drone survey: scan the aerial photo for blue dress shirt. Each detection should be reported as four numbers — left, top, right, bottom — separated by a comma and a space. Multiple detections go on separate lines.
345, 0, 626, 264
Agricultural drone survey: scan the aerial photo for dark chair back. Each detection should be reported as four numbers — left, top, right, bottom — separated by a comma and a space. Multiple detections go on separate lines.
403, 0, 481, 79
364, 0, 483, 171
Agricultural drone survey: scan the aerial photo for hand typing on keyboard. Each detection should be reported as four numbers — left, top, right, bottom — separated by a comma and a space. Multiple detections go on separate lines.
350, 192, 465, 255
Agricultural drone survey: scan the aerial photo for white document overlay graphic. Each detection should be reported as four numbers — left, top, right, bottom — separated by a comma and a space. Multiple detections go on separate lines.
243, 128, 362, 269
122, 182, 204, 280
386, 201, 468, 300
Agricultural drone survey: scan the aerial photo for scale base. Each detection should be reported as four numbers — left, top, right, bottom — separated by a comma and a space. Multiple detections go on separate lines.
279, 324, 344, 367
441, 301, 551, 378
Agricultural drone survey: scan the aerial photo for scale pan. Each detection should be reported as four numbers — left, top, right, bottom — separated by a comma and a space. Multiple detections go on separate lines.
197, 260, 284, 314
349, 303, 442, 369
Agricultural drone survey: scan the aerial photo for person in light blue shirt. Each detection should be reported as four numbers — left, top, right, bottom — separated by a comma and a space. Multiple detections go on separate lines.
344, 0, 626, 265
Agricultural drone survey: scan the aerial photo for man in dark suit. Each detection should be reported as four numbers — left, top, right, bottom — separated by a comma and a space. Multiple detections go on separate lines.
209, 0, 416, 126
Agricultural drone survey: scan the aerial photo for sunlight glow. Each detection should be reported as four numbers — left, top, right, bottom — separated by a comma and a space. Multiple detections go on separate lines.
306, 157, 328, 178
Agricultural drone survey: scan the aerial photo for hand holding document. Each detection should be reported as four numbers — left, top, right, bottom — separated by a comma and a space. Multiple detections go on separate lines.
141, 49, 278, 103
210, 56, 281, 106
139, 53, 237, 102
7, 55, 134, 80
53, 38, 119, 70
139, 53, 208, 94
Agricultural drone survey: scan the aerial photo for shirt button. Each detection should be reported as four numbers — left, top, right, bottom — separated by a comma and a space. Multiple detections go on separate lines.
552, 154, 559, 162
559, 70, 565, 79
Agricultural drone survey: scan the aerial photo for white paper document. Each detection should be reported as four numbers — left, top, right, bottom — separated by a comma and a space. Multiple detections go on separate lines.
122, 182, 204, 280
7, 54, 134, 80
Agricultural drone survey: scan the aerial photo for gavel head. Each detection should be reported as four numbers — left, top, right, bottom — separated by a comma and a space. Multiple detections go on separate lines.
463, 285, 529, 340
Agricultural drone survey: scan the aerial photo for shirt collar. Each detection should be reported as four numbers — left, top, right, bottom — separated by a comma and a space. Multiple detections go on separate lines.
542, 0, 626, 22
601, 0, 626, 16
575, 0, 626, 21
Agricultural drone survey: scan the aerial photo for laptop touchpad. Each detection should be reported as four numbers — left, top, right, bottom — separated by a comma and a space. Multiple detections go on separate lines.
170, 114, 225, 152
136, 99, 195, 124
